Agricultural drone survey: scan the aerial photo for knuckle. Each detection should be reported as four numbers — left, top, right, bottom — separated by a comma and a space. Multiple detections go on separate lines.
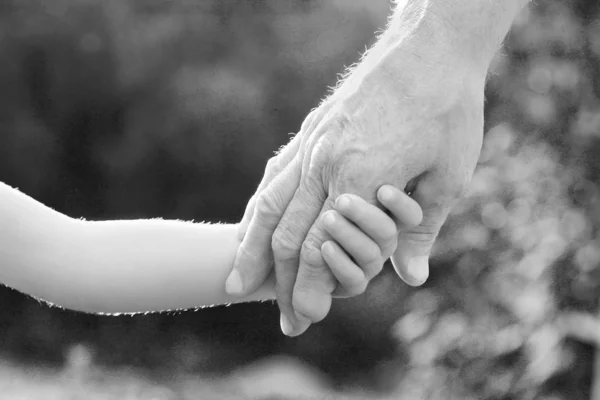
297, 169, 328, 208
412, 224, 438, 241
403, 216, 443, 245
306, 137, 334, 177
301, 107, 320, 129
302, 102, 335, 134
271, 225, 300, 261
301, 238, 325, 269
405, 231, 436, 247
235, 245, 263, 270
265, 155, 279, 174
300, 107, 320, 133
297, 249, 337, 294
255, 190, 283, 218
303, 168, 323, 193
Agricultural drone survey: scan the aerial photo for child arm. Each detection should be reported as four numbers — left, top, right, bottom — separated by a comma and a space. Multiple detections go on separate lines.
0, 182, 275, 315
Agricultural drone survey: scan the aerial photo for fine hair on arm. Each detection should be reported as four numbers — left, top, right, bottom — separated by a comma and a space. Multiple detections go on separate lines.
0, 182, 275, 315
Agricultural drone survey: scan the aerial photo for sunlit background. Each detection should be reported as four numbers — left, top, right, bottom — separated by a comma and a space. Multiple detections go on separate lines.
0, 0, 599, 399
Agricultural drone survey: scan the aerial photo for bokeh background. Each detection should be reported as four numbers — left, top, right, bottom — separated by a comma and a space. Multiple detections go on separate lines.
1, 0, 600, 399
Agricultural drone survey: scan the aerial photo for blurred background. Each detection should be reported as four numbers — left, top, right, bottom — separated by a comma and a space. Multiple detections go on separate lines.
0, 0, 599, 399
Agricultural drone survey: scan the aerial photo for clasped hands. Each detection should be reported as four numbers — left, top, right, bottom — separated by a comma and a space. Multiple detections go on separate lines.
225, 43, 487, 337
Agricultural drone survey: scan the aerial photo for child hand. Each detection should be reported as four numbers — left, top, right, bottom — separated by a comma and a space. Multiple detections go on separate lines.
321, 184, 423, 298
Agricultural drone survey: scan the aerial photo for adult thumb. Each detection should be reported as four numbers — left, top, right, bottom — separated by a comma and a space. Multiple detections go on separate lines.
390, 204, 450, 286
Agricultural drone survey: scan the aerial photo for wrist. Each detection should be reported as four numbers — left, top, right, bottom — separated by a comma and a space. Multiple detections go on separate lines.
426, 0, 529, 67
373, 0, 528, 80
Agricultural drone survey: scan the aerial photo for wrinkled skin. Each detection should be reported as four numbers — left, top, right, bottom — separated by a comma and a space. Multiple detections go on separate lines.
228, 57, 487, 336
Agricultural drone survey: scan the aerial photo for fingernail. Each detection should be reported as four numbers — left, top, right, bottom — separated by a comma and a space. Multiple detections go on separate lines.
225, 270, 244, 295
378, 185, 395, 203
280, 314, 295, 336
336, 195, 351, 211
406, 256, 429, 286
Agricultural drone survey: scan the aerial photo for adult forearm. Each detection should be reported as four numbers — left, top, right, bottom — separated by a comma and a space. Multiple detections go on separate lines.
327, 0, 528, 142
384, 0, 530, 68
333, 0, 528, 132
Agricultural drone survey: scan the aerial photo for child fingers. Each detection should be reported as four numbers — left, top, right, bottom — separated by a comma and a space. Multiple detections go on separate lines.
376, 185, 423, 229
321, 240, 368, 297
322, 210, 384, 280
334, 194, 397, 252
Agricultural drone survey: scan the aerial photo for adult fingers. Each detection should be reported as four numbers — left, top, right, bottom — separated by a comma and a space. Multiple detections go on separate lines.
226, 156, 302, 296
273, 139, 333, 337
273, 189, 332, 336
237, 132, 301, 241
237, 104, 332, 241
290, 197, 338, 327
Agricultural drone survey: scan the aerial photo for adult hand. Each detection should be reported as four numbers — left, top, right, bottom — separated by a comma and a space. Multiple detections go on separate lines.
225, 44, 487, 335
222, 0, 528, 337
